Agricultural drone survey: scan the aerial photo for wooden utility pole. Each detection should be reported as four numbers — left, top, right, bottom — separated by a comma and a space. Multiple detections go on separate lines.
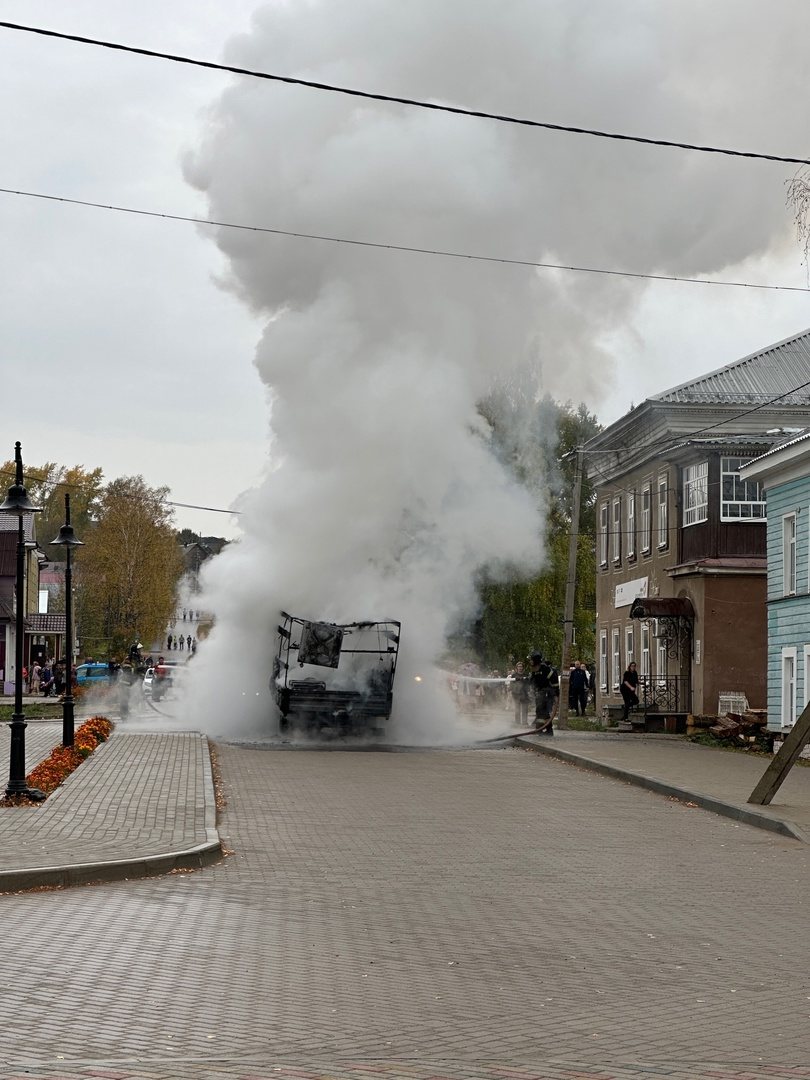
558, 449, 583, 729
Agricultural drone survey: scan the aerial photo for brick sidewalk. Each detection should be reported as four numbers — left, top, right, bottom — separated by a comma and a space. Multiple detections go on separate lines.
518, 730, 810, 840
0, 724, 220, 889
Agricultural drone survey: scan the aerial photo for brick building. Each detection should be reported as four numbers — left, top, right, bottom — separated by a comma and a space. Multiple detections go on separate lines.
584, 329, 810, 726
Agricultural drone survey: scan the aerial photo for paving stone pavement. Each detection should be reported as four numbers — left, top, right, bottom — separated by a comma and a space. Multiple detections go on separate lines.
0, 724, 218, 888
518, 731, 810, 840
0, 740, 809, 1079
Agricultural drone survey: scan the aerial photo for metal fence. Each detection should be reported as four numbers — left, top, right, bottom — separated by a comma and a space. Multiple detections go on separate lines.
640, 675, 691, 715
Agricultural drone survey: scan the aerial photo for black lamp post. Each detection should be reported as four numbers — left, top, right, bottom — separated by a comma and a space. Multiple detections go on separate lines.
0, 442, 43, 800
50, 494, 83, 747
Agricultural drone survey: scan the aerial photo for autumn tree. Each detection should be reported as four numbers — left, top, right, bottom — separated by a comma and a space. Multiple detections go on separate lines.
0, 460, 103, 558
473, 390, 601, 669
75, 476, 184, 659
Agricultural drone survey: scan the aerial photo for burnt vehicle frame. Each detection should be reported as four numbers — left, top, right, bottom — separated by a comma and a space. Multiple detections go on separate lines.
273, 612, 401, 735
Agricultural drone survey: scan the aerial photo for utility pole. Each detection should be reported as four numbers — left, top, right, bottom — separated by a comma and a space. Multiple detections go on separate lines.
558, 448, 583, 729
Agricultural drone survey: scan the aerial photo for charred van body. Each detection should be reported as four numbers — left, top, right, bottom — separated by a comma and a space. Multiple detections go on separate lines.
273, 613, 400, 736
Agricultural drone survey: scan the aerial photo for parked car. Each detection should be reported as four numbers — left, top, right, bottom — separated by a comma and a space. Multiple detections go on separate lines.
75, 662, 115, 687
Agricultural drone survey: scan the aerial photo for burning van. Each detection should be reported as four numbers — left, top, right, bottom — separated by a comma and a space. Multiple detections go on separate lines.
273, 612, 401, 736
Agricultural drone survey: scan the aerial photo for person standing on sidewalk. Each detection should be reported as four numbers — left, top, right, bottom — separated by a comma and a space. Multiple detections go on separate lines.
620, 662, 640, 720
569, 661, 589, 716
39, 663, 54, 697
508, 661, 531, 727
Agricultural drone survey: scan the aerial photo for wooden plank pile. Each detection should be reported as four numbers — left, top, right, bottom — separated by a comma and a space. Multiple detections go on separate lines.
709, 710, 769, 747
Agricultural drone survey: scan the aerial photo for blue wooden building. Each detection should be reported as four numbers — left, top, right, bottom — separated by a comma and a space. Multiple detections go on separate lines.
742, 431, 810, 731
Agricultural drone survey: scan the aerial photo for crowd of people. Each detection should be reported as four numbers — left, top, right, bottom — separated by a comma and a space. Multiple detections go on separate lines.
450, 654, 596, 734
23, 658, 71, 697
165, 633, 197, 653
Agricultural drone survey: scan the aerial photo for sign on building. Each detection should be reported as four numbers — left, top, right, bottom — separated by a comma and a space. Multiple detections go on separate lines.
615, 576, 648, 610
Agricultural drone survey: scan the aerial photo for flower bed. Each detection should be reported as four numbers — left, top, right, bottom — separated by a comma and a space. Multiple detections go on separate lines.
24, 716, 114, 797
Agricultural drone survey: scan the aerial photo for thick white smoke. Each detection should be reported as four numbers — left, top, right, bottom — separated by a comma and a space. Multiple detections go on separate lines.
180, 0, 809, 739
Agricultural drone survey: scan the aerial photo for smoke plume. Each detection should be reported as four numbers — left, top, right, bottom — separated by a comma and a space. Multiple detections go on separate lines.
180, 0, 808, 738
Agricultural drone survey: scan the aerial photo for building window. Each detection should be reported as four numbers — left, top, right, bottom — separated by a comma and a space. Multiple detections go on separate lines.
599, 503, 609, 568
657, 639, 667, 683
804, 645, 810, 712
625, 626, 634, 667
657, 474, 668, 550
599, 630, 608, 691
611, 628, 621, 692
627, 492, 636, 559
641, 485, 651, 553
612, 497, 622, 564
782, 647, 797, 728
783, 513, 797, 596
683, 461, 708, 526
640, 623, 650, 679
721, 456, 766, 521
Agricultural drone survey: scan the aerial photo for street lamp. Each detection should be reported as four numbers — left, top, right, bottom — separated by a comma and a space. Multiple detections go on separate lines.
50, 493, 83, 747
0, 442, 43, 800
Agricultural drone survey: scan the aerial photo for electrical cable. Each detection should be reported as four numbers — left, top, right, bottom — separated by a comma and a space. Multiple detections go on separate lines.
2, 185, 809, 294
0, 468, 241, 517
1, 20, 809, 166
576, 376, 810, 466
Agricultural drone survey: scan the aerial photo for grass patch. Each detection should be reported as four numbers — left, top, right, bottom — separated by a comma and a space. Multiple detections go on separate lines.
0, 703, 63, 722
562, 716, 605, 732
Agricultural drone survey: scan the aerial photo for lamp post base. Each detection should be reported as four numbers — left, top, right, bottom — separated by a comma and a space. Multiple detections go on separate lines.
4, 785, 46, 802
5, 715, 46, 801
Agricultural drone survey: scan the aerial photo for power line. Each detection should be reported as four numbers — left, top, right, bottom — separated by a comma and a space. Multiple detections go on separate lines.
0, 468, 241, 517
1, 20, 809, 166
3, 185, 809, 294
168, 500, 240, 515
666, 381, 810, 446
581, 377, 810, 464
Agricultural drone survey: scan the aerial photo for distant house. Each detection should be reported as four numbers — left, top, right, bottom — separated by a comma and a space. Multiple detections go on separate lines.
584, 328, 810, 727
741, 431, 810, 732
181, 537, 228, 587
0, 515, 65, 691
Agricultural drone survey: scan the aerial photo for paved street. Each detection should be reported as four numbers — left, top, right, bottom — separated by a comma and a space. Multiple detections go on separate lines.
1, 740, 810, 1080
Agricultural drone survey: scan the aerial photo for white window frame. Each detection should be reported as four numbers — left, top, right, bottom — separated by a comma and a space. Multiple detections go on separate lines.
625, 626, 634, 668
657, 473, 668, 550
720, 456, 766, 522
640, 623, 650, 679
599, 502, 609, 568
656, 640, 667, 685
627, 491, 636, 559
599, 630, 608, 691
683, 461, 709, 527
803, 644, 810, 711
640, 484, 651, 554
783, 512, 797, 597
782, 646, 797, 729
612, 496, 622, 564
611, 627, 621, 692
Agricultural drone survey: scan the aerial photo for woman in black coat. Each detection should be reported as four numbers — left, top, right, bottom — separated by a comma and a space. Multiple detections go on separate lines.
620, 661, 639, 720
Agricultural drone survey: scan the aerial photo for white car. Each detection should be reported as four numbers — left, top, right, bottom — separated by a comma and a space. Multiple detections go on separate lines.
142, 667, 155, 695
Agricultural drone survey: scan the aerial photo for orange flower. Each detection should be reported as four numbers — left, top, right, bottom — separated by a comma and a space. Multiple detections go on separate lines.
22, 715, 114, 796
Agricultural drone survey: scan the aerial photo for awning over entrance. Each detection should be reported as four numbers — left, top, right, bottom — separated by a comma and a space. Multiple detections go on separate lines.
629, 597, 694, 620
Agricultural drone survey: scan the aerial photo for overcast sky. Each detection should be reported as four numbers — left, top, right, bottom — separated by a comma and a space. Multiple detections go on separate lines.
2, 1, 810, 541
